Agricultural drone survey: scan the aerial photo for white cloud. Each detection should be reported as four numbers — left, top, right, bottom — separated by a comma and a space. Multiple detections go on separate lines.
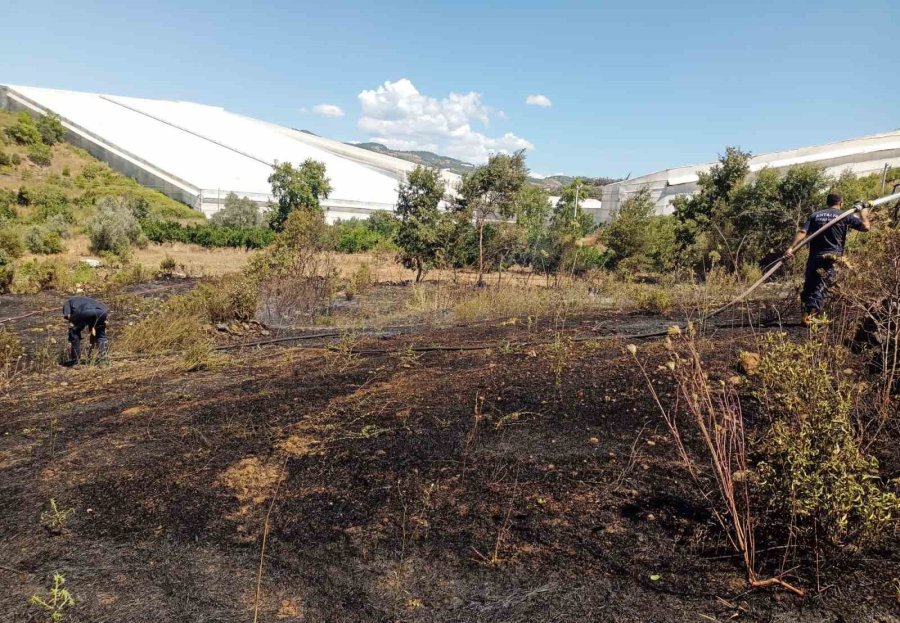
311, 104, 345, 117
357, 79, 533, 163
525, 94, 553, 108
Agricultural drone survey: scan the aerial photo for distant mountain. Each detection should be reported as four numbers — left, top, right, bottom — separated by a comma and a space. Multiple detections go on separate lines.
350, 142, 618, 198
351, 142, 476, 175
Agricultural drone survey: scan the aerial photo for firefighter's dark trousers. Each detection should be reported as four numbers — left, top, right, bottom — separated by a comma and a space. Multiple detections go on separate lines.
801, 256, 837, 313
67, 312, 108, 364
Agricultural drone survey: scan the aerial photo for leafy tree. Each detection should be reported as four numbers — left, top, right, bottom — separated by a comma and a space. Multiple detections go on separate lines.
211, 192, 263, 228
551, 178, 596, 238
673, 146, 751, 267
267, 160, 332, 231
514, 184, 553, 268
605, 187, 656, 267
457, 151, 528, 285
37, 113, 65, 145
540, 178, 597, 273
366, 210, 401, 239
394, 166, 447, 281
5, 112, 41, 145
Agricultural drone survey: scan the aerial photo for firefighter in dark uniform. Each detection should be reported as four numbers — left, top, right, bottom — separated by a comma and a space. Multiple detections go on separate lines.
62, 296, 109, 366
784, 193, 871, 324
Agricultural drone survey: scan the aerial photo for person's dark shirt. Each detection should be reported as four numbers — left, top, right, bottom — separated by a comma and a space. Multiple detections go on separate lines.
63, 296, 108, 322
800, 208, 865, 259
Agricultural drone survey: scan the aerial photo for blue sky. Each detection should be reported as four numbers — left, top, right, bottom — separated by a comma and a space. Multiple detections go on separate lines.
2, 0, 897, 177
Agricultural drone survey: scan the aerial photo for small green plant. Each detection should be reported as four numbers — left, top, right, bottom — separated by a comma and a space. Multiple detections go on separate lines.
545, 332, 571, 392
6, 112, 42, 145
27, 143, 53, 166
325, 332, 360, 372
40, 499, 74, 533
395, 343, 420, 368
29, 573, 75, 622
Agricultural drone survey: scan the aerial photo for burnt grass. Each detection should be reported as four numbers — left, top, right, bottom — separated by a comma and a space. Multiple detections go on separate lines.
1, 292, 899, 622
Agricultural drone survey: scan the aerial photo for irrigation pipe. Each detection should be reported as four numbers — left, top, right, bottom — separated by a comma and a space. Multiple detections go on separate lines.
705, 191, 900, 320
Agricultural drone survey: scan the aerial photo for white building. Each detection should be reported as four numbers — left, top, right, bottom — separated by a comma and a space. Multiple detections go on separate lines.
549, 196, 607, 223
602, 129, 900, 217
0, 84, 460, 221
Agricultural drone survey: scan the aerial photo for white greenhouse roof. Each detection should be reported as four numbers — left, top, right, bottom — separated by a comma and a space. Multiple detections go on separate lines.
1, 84, 460, 219
601, 128, 900, 217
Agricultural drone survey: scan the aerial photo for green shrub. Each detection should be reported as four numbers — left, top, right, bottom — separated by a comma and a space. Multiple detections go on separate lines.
755, 335, 900, 546
634, 286, 673, 314
334, 219, 385, 253
0, 191, 16, 222
86, 197, 147, 254
0, 227, 25, 258
27, 143, 52, 166
25, 226, 64, 254
0, 259, 13, 294
141, 219, 274, 249
10, 153, 21, 166
0, 149, 10, 166
37, 113, 65, 145
210, 193, 263, 228
31, 188, 73, 223
62, 165, 71, 177
5, 112, 41, 145
80, 162, 107, 180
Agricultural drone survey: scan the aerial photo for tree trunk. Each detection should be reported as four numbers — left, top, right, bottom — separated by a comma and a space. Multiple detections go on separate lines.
477, 218, 485, 286
415, 259, 423, 283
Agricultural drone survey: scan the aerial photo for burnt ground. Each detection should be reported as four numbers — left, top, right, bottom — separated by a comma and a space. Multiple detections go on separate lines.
1, 287, 899, 622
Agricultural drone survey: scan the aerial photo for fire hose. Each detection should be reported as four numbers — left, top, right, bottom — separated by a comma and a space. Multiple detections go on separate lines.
706, 190, 900, 320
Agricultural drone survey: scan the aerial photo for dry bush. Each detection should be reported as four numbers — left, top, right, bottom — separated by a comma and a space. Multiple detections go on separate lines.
344, 262, 373, 301
119, 274, 257, 354
0, 328, 25, 389
840, 228, 900, 423
631, 335, 803, 595
119, 304, 208, 354
195, 273, 258, 322
180, 339, 227, 372
247, 208, 338, 326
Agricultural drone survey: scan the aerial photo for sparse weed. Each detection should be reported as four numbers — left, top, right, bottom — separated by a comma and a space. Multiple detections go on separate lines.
394, 343, 420, 368
40, 499, 74, 533
324, 332, 360, 372
29, 573, 75, 623
0, 328, 25, 388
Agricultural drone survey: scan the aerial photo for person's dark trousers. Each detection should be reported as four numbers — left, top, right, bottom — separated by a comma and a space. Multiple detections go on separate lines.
67, 312, 108, 364
801, 256, 837, 313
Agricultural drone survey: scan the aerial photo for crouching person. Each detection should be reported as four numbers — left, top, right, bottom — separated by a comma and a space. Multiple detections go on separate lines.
62, 296, 109, 366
